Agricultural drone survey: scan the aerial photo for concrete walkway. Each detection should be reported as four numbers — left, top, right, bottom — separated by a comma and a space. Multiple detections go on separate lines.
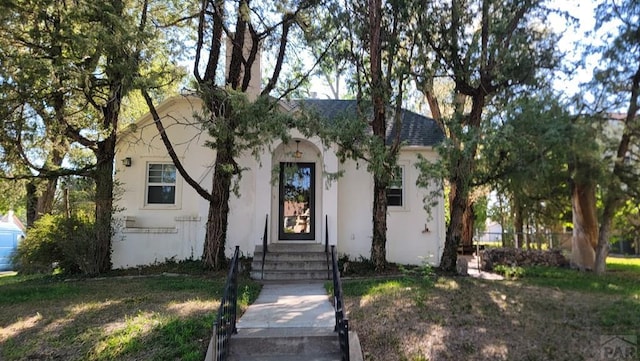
237, 283, 335, 329
462, 255, 505, 280
227, 282, 363, 361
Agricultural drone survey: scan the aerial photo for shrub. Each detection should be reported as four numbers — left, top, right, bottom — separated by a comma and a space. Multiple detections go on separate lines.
493, 264, 525, 279
58, 213, 100, 275
14, 214, 98, 275
13, 214, 64, 274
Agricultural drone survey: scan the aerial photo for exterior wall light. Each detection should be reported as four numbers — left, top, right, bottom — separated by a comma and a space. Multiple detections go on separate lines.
122, 157, 132, 167
293, 140, 303, 159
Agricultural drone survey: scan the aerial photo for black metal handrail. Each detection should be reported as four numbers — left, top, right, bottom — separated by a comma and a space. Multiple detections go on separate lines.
325, 215, 331, 280
331, 245, 350, 361
261, 214, 268, 280
210, 246, 240, 361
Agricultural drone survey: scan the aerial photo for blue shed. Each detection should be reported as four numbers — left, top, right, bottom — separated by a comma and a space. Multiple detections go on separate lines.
0, 221, 24, 271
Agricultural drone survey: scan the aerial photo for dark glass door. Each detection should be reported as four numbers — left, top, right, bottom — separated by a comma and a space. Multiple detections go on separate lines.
279, 162, 315, 240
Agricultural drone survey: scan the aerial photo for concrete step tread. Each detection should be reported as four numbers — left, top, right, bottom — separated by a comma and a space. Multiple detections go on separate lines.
251, 275, 331, 281
252, 244, 331, 281
252, 260, 328, 266
230, 329, 339, 356
252, 271, 331, 279
255, 253, 328, 259
254, 248, 326, 256
256, 244, 327, 252
257, 270, 331, 275
227, 353, 341, 361
235, 327, 336, 338
255, 258, 327, 262
252, 264, 328, 272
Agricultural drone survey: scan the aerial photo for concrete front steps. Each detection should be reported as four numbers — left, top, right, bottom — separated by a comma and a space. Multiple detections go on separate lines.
227, 327, 341, 361
250, 244, 331, 281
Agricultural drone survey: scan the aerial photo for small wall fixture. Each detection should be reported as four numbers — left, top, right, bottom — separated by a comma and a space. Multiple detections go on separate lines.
122, 157, 132, 167
293, 140, 303, 159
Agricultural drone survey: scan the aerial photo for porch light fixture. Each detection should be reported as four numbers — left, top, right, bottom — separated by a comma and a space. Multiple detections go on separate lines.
293, 140, 303, 159
122, 157, 132, 167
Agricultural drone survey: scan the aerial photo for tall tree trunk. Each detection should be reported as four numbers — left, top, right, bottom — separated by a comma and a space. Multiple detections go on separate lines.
202, 140, 234, 269
450, 182, 474, 247
440, 93, 484, 272
93, 66, 122, 273
371, 177, 388, 269
94, 137, 115, 274
36, 178, 58, 218
441, 174, 467, 271
26, 181, 37, 227
525, 219, 531, 250
28, 147, 65, 223
594, 202, 615, 274
367, 0, 389, 270
570, 182, 597, 270
461, 199, 474, 247
514, 199, 524, 248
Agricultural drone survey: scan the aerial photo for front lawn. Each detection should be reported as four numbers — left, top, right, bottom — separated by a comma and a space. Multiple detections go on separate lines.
342, 257, 640, 361
0, 271, 260, 361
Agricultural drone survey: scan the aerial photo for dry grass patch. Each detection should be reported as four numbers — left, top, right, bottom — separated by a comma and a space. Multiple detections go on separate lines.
343, 260, 640, 361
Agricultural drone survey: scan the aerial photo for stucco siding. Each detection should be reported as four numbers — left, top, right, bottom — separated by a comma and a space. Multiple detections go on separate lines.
337, 149, 443, 266
113, 96, 444, 268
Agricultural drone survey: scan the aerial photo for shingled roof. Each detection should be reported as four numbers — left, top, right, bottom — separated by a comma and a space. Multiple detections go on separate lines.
297, 99, 444, 147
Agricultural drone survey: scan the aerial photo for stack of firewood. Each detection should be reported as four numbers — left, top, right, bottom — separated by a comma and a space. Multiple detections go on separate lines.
479, 248, 569, 271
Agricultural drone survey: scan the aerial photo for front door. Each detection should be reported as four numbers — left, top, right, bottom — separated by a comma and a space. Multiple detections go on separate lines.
279, 162, 315, 240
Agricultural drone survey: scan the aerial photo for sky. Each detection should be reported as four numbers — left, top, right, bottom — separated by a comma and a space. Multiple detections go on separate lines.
308, 0, 603, 100
547, 0, 600, 98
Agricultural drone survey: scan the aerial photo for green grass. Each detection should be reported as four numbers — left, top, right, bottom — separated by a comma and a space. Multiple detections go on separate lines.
337, 277, 414, 297
607, 256, 640, 272
521, 257, 640, 296
0, 276, 82, 304
0, 270, 261, 361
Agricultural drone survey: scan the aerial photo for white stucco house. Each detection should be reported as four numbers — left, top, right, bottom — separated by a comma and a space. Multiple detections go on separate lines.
112, 94, 445, 271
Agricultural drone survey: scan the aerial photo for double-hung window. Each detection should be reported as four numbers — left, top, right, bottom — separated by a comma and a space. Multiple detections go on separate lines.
146, 163, 176, 204
386, 166, 403, 207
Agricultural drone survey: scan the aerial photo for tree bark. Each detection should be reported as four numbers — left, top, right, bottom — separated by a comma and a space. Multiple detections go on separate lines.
26, 181, 37, 227
461, 199, 474, 247
94, 149, 114, 274
594, 201, 615, 274
36, 178, 58, 218
202, 135, 234, 269
441, 174, 467, 271
570, 182, 597, 271
367, 0, 389, 270
371, 177, 388, 269
440, 93, 484, 272
514, 200, 524, 248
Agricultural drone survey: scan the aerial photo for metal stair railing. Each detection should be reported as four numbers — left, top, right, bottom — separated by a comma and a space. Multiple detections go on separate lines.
331, 245, 350, 361
210, 246, 240, 361
261, 214, 268, 280
325, 215, 331, 280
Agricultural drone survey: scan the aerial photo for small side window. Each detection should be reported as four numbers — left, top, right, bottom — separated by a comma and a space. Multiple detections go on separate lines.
146, 163, 176, 204
386, 166, 403, 207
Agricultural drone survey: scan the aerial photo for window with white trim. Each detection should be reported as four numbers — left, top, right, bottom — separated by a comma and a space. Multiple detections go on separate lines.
146, 163, 176, 204
386, 166, 403, 207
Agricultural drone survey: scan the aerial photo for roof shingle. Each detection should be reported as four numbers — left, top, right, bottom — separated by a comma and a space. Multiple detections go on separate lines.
297, 99, 444, 147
